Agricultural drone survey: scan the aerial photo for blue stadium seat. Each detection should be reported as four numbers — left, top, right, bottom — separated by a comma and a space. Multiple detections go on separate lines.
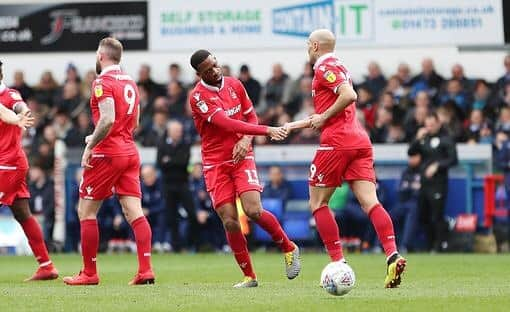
261, 198, 284, 220
253, 224, 272, 242
283, 217, 313, 241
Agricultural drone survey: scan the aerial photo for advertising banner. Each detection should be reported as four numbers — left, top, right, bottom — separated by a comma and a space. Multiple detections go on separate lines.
149, 0, 504, 51
0, 1, 147, 52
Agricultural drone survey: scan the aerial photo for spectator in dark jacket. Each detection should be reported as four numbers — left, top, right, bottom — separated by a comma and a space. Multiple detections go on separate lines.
410, 58, 444, 101
64, 111, 93, 147
361, 61, 387, 98
141, 164, 170, 253
157, 120, 198, 252
408, 112, 458, 252
28, 166, 55, 243
11, 70, 34, 100
262, 166, 293, 209
239, 64, 262, 108
390, 154, 422, 252
495, 55, 510, 93
190, 163, 226, 251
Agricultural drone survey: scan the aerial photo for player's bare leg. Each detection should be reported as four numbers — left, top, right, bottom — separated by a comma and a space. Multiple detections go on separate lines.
119, 195, 155, 285
217, 203, 257, 288
351, 180, 406, 288
240, 191, 301, 279
10, 198, 58, 281
63, 198, 102, 286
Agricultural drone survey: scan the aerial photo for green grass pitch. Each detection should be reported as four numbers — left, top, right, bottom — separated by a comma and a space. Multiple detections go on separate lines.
1, 253, 509, 311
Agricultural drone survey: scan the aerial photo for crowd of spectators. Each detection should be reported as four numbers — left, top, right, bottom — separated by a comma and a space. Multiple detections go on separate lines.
3, 54, 510, 252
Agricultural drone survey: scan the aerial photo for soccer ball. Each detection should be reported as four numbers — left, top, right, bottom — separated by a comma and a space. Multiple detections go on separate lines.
320, 261, 356, 296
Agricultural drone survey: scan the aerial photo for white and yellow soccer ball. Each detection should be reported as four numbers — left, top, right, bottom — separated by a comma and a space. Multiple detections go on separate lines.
320, 261, 356, 296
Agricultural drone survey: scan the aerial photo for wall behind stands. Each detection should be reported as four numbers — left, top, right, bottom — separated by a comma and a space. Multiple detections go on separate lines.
1, 0, 509, 86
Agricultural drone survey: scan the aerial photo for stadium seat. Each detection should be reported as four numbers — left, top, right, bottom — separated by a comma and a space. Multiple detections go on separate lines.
283, 217, 313, 241
261, 198, 284, 220
253, 224, 272, 242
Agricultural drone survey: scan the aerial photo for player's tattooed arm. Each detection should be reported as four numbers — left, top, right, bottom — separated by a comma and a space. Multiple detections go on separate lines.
86, 97, 115, 150
13, 101, 30, 115
309, 83, 357, 130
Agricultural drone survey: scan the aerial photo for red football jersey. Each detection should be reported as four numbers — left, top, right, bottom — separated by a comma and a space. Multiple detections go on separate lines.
190, 77, 255, 165
0, 83, 28, 169
312, 53, 371, 149
90, 65, 139, 157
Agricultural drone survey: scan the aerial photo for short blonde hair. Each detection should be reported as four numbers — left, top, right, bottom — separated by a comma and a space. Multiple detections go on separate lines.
98, 37, 123, 63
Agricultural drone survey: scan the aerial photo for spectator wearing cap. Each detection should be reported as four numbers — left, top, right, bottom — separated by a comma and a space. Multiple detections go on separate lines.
238, 64, 262, 108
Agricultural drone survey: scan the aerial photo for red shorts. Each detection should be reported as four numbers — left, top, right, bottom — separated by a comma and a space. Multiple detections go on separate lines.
203, 158, 263, 209
80, 154, 141, 200
308, 148, 376, 187
0, 168, 30, 206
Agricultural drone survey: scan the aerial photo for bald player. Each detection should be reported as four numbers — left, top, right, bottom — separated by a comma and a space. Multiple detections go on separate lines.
288, 29, 407, 288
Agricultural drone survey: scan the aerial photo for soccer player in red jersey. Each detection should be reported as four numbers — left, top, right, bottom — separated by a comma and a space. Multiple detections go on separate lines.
189, 50, 301, 288
289, 29, 406, 288
0, 60, 59, 281
63, 38, 154, 286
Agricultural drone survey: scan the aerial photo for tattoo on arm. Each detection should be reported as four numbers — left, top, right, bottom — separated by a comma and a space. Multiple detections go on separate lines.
0, 103, 21, 124
86, 97, 115, 149
13, 102, 30, 115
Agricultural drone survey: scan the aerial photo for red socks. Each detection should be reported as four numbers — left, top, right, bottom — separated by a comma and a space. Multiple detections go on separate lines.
131, 216, 153, 274
20, 216, 51, 267
368, 203, 398, 258
255, 210, 294, 253
313, 205, 344, 261
80, 219, 99, 276
226, 230, 256, 279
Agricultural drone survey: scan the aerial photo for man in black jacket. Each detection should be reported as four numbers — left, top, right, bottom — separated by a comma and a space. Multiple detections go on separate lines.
157, 120, 198, 252
408, 112, 458, 252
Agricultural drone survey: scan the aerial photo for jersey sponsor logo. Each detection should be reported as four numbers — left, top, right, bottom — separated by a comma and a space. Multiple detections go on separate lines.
225, 104, 241, 117
196, 100, 209, 113
94, 84, 103, 98
228, 87, 238, 100
9, 92, 22, 101
323, 70, 337, 83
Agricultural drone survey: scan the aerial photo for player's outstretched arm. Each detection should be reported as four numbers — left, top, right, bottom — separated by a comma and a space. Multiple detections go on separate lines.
0, 102, 34, 129
284, 119, 312, 131
210, 109, 287, 140
309, 83, 357, 130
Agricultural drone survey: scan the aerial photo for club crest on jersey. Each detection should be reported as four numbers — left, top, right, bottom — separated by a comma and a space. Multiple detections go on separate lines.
323, 71, 336, 83
228, 87, 238, 99
9, 92, 22, 101
94, 84, 103, 98
196, 100, 208, 113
